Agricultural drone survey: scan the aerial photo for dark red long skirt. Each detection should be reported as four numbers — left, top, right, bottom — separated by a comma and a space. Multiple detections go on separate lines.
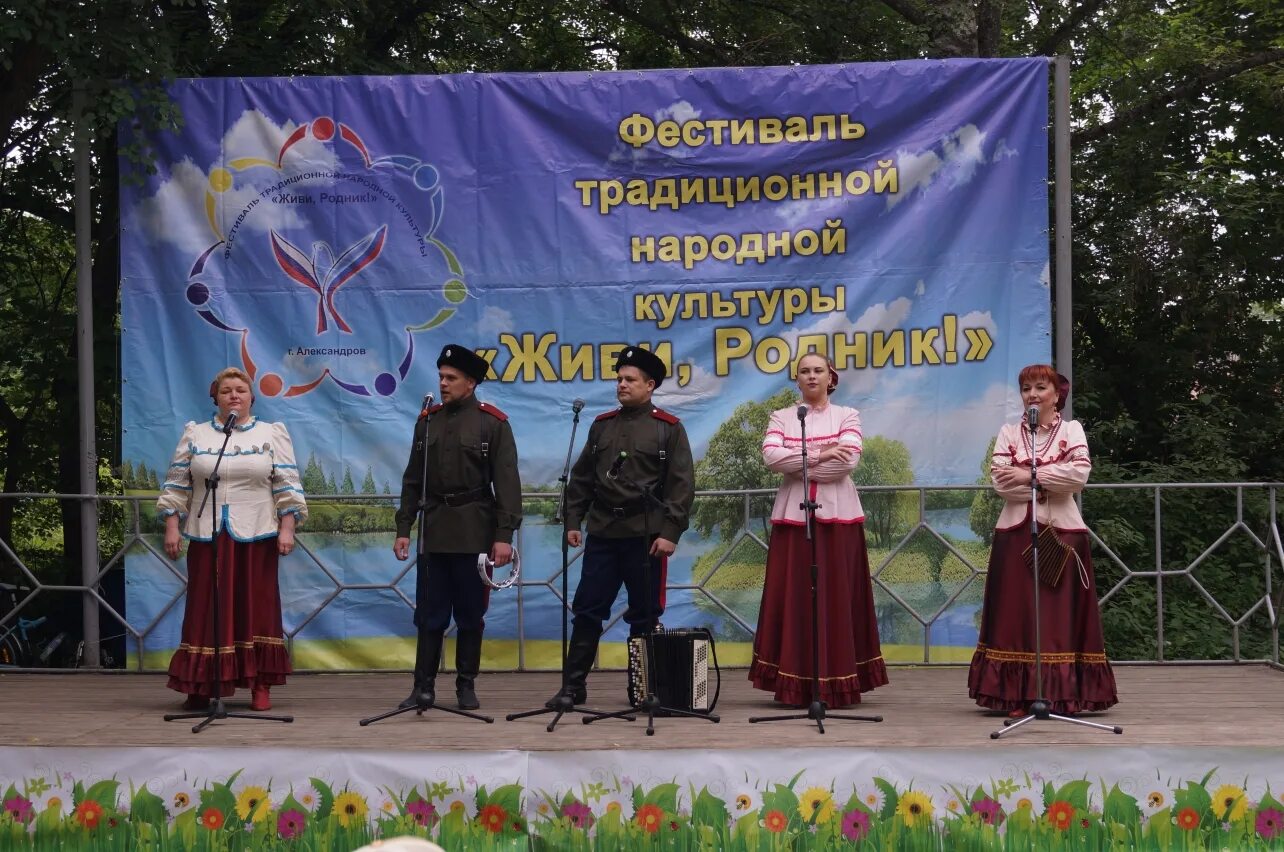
967, 521, 1118, 714
748, 521, 888, 707
167, 533, 292, 698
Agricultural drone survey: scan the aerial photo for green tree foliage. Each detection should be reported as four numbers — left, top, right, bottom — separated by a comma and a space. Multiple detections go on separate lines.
692, 388, 795, 541
302, 453, 326, 495
969, 437, 1003, 545
361, 466, 376, 495
694, 389, 918, 549
852, 435, 916, 548
0, 1, 1280, 665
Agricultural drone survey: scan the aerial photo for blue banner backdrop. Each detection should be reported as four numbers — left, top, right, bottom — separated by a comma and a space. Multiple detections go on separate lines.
120, 59, 1051, 668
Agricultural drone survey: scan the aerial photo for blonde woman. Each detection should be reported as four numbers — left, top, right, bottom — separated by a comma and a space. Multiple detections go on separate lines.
748, 353, 888, 708
158, 367, 306, 711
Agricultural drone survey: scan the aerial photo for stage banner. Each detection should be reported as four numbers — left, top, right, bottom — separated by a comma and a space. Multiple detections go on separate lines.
4, 745, 1284, 849
119, 59, 1051, 669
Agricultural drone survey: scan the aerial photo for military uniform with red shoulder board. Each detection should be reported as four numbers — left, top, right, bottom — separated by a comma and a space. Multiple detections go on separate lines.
394, 344, 521, 711
548, 345, 694, 708
395, 394, 520, 556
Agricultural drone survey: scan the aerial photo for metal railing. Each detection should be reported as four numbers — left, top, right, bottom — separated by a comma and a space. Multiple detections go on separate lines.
0, 483, 1280, 671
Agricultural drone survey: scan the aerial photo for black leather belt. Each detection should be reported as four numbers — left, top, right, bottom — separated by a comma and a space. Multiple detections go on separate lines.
433, 486, 492, 507
605, 499, 646, 518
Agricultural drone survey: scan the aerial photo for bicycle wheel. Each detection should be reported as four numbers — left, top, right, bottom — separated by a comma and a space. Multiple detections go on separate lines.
0, 632, 28, 667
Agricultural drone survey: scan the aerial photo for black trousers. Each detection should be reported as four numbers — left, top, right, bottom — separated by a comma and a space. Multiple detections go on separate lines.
415, 551, 489, 632
570, 535, 665, 636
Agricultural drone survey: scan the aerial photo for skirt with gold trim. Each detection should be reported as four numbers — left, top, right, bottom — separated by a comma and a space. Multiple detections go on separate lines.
748, 521, 888, 708
967, 521, 1117, 714
167, 532, 292, 698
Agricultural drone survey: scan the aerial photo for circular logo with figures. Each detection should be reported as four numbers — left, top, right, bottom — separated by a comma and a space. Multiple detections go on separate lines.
183, 115, 467, 399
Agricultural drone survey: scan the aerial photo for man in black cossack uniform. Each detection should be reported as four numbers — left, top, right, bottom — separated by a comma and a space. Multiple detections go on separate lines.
545, 346, 695, 708
394, 344, 521, 710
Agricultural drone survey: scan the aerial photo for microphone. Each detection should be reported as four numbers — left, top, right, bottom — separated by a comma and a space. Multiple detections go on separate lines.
797, 405, 809, 421
420, 393, 434, 416
222, 410, 239, 435
572, 398, 585, 414
606, 451, 628, 480
1026, 405, 1040, 433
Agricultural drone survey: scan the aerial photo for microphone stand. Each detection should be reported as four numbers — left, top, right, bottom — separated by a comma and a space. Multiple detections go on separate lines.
584, 468, 719, 736
506, 401, 616, 730
165, 415, 294, 732
750, 404, 881, 733
362, 398, 493, 726
991, 410, 1121, 739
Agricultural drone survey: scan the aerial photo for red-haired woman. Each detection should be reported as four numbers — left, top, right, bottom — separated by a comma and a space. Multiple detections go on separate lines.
157, 367, 307, 711
968, 364, 1117, 715
748, 352, 888, 708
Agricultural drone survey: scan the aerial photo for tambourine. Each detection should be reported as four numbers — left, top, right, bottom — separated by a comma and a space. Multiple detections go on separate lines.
477, 547, 520, 590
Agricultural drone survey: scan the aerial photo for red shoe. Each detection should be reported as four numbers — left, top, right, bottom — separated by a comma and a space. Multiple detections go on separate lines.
1007, 707, 1026, 719
250, 686, 271, 711
181, 694, 210, 711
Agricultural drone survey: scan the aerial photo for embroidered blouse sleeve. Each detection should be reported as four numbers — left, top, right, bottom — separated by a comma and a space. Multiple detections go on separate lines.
269, 422, 308, 523
156, 422, 197, 518
762, 408, 812, 474
811, 407, 863, 482
1036, 420, 1091, 493
990, 424, 1028, 502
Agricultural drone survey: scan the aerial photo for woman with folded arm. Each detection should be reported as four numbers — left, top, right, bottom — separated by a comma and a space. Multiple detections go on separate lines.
967, 364, 1118, 716
748, 352, 888, 708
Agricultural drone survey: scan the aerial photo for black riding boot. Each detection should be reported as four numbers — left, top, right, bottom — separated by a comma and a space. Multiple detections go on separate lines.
545, 622, 601, 708
399, 629, 443, 709
455, 629, 484, 710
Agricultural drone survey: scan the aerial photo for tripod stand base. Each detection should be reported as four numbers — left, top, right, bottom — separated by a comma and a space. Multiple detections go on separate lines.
749, 699, 881, 734
584, 695, 718, 737
163, 698, 294, 734
990, 700, 1122, 739
359, 699, 493, 726
506, 694, 624, 732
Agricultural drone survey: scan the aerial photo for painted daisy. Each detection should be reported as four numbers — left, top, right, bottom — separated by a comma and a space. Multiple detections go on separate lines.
36, 789, 69, 818
596, 792, 630, 819
1002, 789, 1045, 817
441, 791, 477, 820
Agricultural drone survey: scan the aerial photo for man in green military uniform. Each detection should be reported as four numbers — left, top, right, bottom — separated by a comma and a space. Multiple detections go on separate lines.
545, 346, 695, 708
394, 344, 521, 710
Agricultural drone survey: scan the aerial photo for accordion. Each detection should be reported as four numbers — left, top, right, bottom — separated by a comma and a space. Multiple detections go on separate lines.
627, 627, 720, 714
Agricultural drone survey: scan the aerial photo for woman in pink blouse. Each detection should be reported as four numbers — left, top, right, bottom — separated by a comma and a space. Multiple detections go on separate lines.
967, 364, 1118, 715
748, 353, 888, 707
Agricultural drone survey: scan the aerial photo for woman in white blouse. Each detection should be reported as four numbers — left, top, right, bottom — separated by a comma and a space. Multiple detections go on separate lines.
748, 352, 888, 707
967, 364, 1117, 716
157, 367, 307, 711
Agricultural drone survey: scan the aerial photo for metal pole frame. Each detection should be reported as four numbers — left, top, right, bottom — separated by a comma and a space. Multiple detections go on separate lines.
73, 81, 100, 668
1053, 55, 1073, 418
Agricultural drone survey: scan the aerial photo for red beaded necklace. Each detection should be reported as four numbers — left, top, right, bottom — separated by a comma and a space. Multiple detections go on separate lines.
1021, 415, 1062, 460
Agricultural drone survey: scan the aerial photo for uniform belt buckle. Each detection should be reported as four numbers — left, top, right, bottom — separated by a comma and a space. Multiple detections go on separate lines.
612, 507, 627, 518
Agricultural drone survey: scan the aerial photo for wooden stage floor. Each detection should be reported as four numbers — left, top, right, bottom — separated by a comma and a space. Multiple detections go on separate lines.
2, 664, 1281, 752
